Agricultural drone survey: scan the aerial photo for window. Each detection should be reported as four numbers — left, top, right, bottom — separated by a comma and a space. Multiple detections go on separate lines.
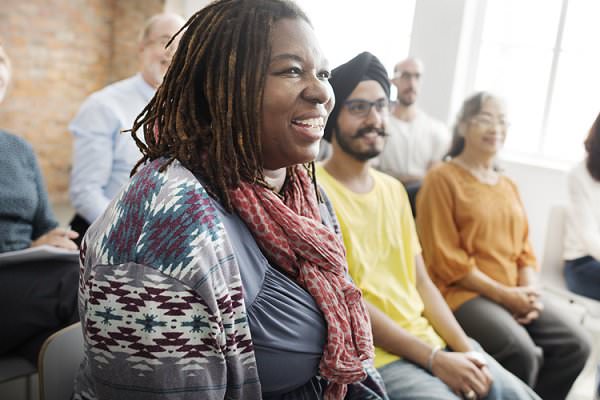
473, 0, 599, 163
297, 0, 416, 75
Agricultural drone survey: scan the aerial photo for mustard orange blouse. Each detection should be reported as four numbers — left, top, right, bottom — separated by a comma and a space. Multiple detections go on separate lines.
416, 162, 537, 311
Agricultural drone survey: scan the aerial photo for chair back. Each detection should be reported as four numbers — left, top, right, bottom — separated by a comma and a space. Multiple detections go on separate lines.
0, 356, 35, 384
541, 205, 568, 290
541, 205, 600, 319
38, 322, 83, 400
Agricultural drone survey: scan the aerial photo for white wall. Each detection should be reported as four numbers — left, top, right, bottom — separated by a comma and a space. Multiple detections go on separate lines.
409, 0, 468, 124
168, 0, 212, 18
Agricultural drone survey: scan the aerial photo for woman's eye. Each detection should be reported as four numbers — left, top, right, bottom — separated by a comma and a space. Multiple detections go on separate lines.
286, 67, 302, 75
318, 70, 331, 80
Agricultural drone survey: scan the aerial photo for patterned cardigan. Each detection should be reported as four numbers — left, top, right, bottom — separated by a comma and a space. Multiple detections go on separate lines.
73, 159, 387, 400
74, 159, 261, 399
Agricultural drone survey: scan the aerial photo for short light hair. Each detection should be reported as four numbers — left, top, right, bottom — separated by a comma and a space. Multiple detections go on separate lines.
393, 57, 423, 79
138, 13, 182, 44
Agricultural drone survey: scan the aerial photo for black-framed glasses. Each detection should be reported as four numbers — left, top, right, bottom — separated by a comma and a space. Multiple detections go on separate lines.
343, 98, 389, 117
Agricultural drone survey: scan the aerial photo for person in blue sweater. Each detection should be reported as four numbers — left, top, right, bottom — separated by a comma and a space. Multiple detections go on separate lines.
0, 42, 79, 363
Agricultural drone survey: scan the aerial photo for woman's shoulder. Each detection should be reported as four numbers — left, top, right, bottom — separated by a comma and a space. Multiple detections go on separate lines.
125, 159, 220, 225
90, 159, 227, 273
567, 158, 600, 189
423, 161, 457, 184
567, 159, 589, 180
128, 159, 211, 199
0, 130, 34, 154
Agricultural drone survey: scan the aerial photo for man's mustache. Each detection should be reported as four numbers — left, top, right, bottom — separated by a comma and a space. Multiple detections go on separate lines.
352, 126, 387, 138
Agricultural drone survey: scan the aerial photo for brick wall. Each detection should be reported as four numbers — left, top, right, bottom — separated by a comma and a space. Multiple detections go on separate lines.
0, 0, 167, 202
111, 0, 166, 82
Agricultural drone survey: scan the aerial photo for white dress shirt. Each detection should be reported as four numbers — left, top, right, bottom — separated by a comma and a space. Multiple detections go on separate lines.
69, 74, 155, 224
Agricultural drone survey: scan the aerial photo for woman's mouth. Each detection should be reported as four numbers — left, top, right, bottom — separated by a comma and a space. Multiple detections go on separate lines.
292, 117, 325, 130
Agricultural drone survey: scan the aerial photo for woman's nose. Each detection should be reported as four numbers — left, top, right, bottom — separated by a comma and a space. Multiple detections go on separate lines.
303, 76, 333, 106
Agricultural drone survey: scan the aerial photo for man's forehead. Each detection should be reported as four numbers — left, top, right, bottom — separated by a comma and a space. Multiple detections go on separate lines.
395, 59, 422, 73
144, 14, 184, 41
347, 80, 387, 99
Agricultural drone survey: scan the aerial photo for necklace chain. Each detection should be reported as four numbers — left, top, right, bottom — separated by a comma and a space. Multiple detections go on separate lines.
452, 158, 499, 185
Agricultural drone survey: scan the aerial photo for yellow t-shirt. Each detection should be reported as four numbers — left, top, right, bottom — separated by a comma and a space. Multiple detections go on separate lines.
316, 165, 445, 368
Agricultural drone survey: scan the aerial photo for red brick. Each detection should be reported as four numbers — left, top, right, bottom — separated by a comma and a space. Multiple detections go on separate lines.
0, 0, 169, 202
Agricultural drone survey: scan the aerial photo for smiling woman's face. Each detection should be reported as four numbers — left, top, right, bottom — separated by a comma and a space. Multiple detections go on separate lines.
463, 97, 508, 156
0, 45, 11, 104
260, 17, 334, 171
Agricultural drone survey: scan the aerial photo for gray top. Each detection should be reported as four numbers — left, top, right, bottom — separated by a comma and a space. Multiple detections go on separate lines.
216, 199, 333, 398
0, 130, 57, 252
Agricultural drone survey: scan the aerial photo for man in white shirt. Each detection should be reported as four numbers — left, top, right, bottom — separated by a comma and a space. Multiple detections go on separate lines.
375, 57, 450, 214
69, 13, 185, 242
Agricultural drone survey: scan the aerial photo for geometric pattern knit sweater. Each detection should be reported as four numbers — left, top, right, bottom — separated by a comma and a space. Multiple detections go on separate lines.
73, 159, 261, 399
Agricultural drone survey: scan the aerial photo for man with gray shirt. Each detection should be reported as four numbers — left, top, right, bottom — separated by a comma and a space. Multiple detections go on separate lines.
376, 57, 449, 214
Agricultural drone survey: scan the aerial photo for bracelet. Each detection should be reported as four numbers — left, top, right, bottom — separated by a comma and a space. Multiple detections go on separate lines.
427, 345, 442, 371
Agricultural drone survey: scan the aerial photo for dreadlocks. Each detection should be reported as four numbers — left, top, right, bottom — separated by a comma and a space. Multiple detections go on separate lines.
130, 0, 310, 211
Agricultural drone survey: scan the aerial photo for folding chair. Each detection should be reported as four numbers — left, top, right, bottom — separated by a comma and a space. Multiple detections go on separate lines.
37, 322, 83, 400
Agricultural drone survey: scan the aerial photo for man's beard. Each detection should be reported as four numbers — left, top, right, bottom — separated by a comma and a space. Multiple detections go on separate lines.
398, 89, 416, 107
335, 125, 387, 162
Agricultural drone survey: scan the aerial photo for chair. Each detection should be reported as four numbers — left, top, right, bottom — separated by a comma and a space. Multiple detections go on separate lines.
0, 355, 36, 400
37, 322, 84, 400
541, 205, 600, 400
540, 205, 600, 319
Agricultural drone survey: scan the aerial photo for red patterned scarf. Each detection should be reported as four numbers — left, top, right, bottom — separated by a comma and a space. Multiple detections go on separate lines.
230, 165, 374, 399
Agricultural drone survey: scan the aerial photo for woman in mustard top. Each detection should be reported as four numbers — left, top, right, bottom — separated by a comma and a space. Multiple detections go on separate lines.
416, 92, 590, 400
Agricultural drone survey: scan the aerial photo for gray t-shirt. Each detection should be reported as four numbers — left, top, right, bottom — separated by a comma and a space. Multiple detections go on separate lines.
217, 199, 336, 398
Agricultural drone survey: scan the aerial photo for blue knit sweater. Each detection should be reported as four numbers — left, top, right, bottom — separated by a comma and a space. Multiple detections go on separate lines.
0, 130, 57, 252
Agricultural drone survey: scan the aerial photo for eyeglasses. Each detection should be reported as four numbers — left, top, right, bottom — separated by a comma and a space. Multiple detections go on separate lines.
343, 98, 389, 117
146, 35, 175, 50
471, 115, 510, 130
393, 71, 421, 81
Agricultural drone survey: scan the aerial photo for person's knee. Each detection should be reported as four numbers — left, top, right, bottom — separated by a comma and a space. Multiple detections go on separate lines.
378, 361, 461, 400
496, 338, 542, 386
567, 330, 591, 370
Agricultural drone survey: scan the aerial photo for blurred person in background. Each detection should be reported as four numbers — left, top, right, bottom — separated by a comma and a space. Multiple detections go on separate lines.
417, 91, 591, 400
0, 42, 79, 364
563, 111, 600, 301
68, 13, 185, 244
375, 57, 450, 215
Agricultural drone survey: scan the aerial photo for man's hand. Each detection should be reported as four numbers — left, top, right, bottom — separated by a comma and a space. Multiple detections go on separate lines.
31, 228, 79, 250
498, 286, 540, 317
431, 351, 492, 399
514, 297, 544, 325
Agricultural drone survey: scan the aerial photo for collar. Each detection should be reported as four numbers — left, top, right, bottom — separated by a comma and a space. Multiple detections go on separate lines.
134, 73, 156, 100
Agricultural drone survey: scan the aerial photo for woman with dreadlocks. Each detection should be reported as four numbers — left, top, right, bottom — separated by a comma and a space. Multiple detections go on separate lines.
73, 1, 386, 399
